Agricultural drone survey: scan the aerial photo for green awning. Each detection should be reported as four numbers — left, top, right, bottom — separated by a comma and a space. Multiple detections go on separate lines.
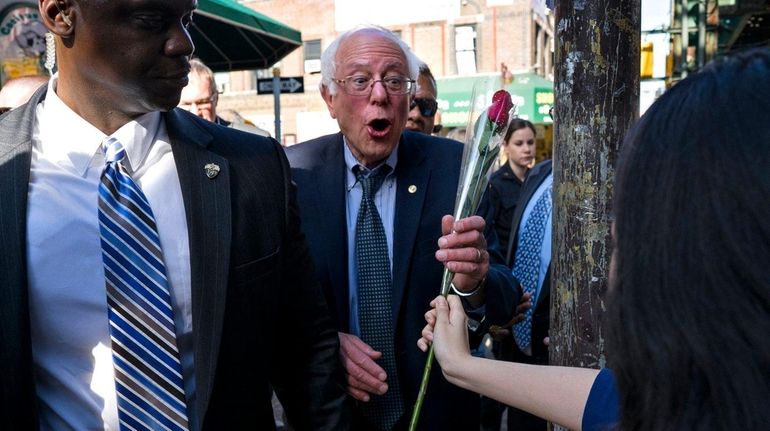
192, 0, 301, 72
437, 72, 554, 127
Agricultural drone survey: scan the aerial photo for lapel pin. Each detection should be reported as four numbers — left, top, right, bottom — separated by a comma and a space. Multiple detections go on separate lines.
204, 163, 220, 179
408, 185, 417, 194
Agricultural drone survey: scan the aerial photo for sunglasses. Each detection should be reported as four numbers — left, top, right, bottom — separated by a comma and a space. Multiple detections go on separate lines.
410, 97, 438, 117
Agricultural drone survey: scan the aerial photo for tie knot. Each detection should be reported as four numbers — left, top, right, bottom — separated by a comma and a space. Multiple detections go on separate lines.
103, 137, 126, 164
355, 165, 390, 198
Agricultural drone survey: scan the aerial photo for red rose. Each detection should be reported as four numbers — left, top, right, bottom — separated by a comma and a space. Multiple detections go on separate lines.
487, 90, 513, 132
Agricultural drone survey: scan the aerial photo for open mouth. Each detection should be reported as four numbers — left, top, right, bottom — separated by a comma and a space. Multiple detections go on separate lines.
368, 119, 392, 138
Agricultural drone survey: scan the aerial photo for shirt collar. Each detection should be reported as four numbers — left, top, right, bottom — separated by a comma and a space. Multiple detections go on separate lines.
343, 136, 399, 174
343, 136, 398, 190
110, 111, 161, 175
38, 74, 161, 176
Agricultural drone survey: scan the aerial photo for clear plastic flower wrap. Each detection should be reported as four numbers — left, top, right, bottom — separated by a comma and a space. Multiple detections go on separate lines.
409, 82, 515, 430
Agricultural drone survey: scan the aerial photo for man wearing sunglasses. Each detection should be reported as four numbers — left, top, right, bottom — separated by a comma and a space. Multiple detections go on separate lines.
405, 63, 441, 135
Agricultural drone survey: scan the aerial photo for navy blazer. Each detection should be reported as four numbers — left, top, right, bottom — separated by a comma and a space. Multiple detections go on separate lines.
505, 159, 553, 364
287, 131, 518, 430
485, 163, 525, 251
0, 87, 350, 430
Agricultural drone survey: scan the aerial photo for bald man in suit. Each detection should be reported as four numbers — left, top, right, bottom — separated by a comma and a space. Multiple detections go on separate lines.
0, 0, 349, 429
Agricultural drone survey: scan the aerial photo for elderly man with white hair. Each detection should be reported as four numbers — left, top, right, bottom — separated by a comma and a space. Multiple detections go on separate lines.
286, 25, 519, 430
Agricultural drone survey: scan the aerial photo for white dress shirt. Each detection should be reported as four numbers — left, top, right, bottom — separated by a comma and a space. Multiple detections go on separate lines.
26, 76, 195, 430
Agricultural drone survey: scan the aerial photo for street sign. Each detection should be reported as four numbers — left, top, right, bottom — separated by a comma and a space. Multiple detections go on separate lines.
257, 77, 305, 94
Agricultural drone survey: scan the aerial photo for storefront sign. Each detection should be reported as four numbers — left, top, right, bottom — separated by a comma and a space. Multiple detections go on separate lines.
436, 73, 554, 127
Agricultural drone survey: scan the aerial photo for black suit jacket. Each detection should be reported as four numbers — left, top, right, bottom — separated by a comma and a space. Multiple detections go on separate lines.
0, 88, 350, 430
485, 163, 525, 252
505, 159, 552, 364
286, 131, 518, 430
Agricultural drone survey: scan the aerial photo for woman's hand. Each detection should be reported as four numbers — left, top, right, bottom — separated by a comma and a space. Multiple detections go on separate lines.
417, 295, 473, 382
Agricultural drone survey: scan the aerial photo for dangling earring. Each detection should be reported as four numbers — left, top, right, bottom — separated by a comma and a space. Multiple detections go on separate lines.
45, 32, 56, 75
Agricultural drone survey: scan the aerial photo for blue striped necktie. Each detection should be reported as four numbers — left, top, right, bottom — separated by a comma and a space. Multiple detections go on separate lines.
355, 165, 404, 430
512, 182, 552, 351
98, 137, 190, 431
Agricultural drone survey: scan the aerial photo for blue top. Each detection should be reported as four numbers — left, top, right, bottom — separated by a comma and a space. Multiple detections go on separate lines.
582, 368, 620, 431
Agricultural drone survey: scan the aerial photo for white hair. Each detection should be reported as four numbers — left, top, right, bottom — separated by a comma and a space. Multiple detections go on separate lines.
319, 25, 420, 95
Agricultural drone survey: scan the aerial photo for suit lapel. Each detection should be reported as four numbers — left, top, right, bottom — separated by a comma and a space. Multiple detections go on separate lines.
392, 136, 429, 326
0, 93, 35, 323
164, 110, 231, 420
0, 88, 41, 425
311, 134, 351, 330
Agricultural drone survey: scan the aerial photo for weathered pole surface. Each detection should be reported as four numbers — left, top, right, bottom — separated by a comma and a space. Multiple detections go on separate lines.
551, 0, 640, 376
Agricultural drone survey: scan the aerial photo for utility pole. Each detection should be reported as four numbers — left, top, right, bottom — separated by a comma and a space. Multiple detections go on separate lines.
550, 0, 640, 382
681, 0, 690, 77
272, 67, 282, 142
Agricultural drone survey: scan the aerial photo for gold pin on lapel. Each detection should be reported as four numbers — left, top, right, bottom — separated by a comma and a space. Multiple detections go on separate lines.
408, 185, 417, 194
204, 163, 220, 179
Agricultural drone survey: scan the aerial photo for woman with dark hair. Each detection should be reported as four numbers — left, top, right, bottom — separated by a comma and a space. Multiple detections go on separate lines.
487, 119, 538, 249
419, 48, 770, 430
605, 46, 770, 431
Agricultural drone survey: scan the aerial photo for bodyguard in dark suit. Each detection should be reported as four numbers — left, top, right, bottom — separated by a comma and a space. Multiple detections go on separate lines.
287, 26, 518, 430
502, 159, 553, 431
0, 0, 348, 429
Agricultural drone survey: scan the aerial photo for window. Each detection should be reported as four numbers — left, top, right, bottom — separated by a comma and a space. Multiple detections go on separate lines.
304, 39, 322, 74
455, 25, 477, 75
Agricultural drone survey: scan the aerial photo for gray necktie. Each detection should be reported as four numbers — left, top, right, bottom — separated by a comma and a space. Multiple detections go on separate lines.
355, 166, 403, 430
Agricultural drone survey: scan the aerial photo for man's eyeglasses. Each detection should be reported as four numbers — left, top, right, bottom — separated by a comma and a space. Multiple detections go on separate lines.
410, 97, 438, 117
334, 75, 415, 96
